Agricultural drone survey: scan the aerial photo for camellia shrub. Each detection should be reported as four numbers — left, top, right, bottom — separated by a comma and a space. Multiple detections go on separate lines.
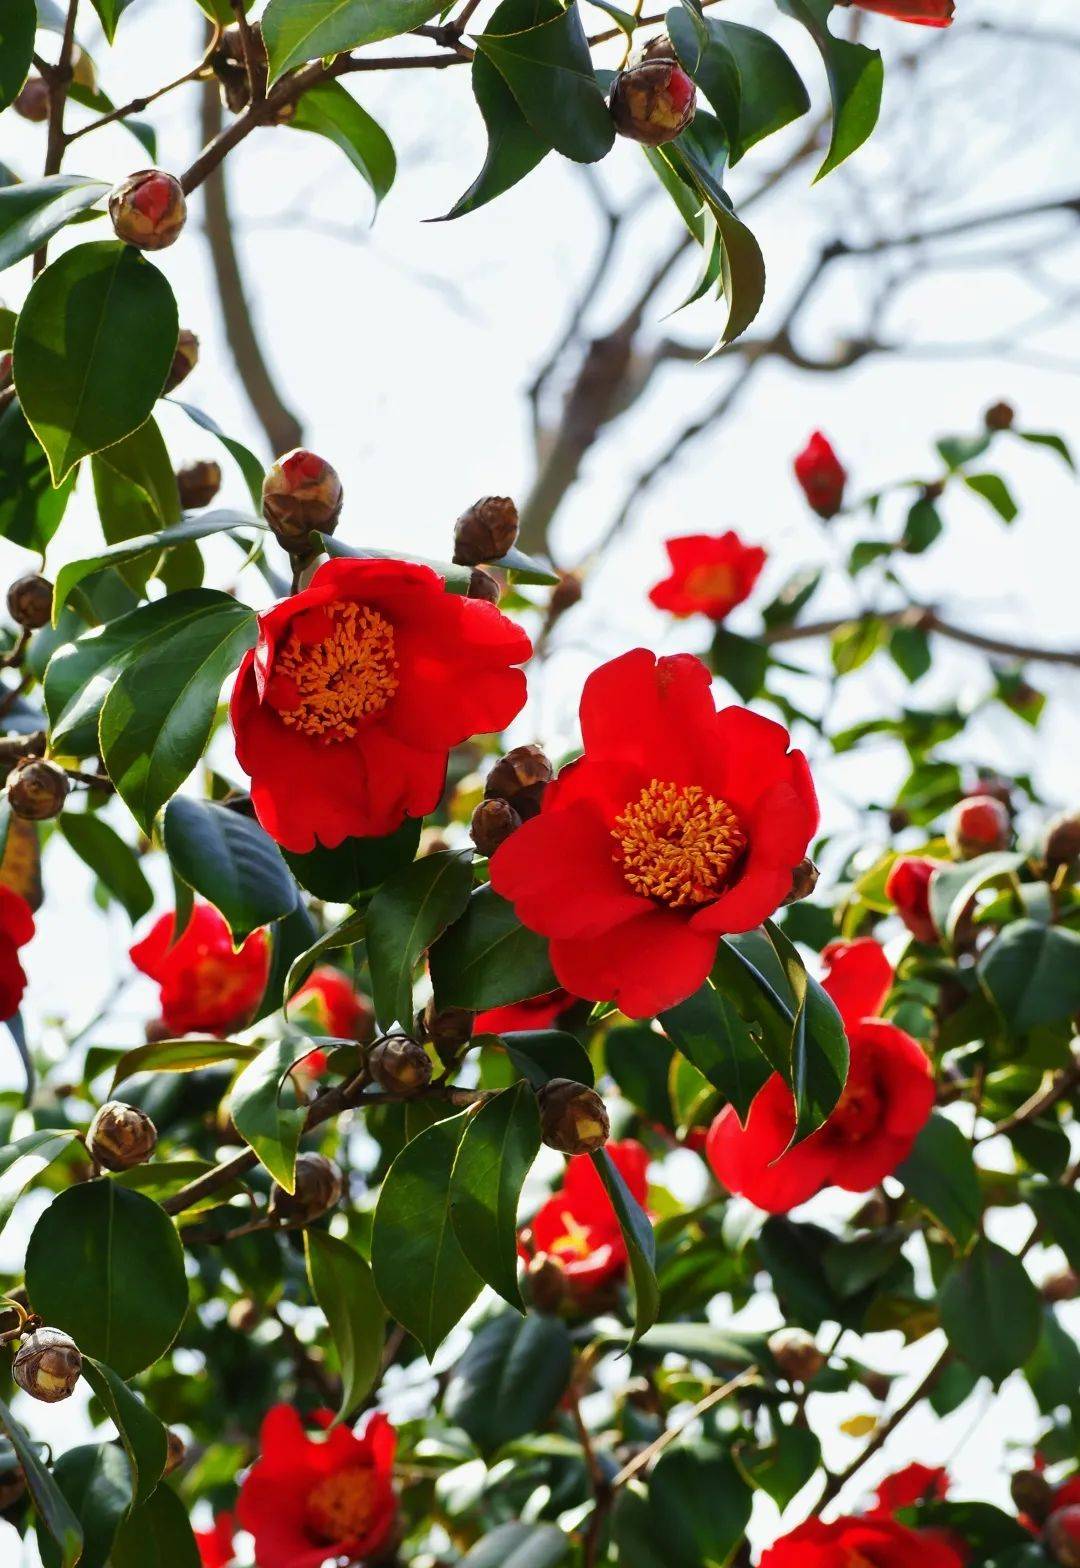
1, 1, 1079, 1567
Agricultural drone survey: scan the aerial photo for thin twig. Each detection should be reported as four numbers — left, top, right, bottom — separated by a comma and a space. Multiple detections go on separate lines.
813, 1350, 950, 1512
64, 36, 219, 142
34, 0, 80, 274
610, 1367, 759, 1489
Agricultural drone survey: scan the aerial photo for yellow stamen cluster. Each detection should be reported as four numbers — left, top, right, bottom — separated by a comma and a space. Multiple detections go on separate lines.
305, 1467, 378, 1544
613, 779, 747, 908
274, 600, 398, 740
550, 1212, 596, 1260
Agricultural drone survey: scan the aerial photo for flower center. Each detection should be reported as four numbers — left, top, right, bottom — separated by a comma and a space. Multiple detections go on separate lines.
550, 1212, 596, 1261
305, 1467, 378, 1544
613, 779, 747, 908
829, 1077, 883, 1143
266, 600, 399, 741
682, 562, 738, 603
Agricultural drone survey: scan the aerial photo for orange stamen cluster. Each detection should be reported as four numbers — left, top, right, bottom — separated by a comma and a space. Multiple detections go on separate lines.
305, 1467, 378, 1544
613, 779, 747, 908
269, 600, 399, 741
682, 563, 738, 602
550, 1212, 596, 1260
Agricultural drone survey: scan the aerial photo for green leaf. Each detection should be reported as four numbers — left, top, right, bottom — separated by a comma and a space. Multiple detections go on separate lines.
774, 0, 882, 179
497, 1028, 595, 1089
366, 848, 475, 1029
230, 1036, 310, 1190
661, 980, 771, 1122
668, 7, 741, 156
606, 1023, 674, 1128
0, 1128, 79, 1235
477, 1, 615, 164
896, 1111, 981, 1251
172, 400, 264, 510
889, 625, 931, 684
715, 19, 809, 160
25, 1180, 188, 1378
305, 1230, 385, 1422
1026, 1183, 1080, 1274
831, 615, 886, 674
53, 511, 260, 615
1018, 430, 1075, 470
289, 82, 395, 213
444, 1310, 571, 1453
0, 176, 110, 274
81, 1359, 169, 1511
37, 1443, 131, 1568
259, 897, 320, 1020
709, 625, 769, 702
449, 1081, 540, 1308
977, 920, 1080, 1033
111, 1036, 257, 1093
89, 0, 140, 41
59, 812, 154, 924
370, 1110, 483, 1359
494, 543, 560, 586
0, 398, 77, 551
110, 1482, 201, 1568
284, 817, 421, 903
901, 496, 943, 553
283, 907, 365, 1001
460, 1523, 570, 1568
965, 471, 1018, 523
441, 41, 550, 219
263, 0, 446, 83
98, 593, 257, 832
430, 884, 558, 1011
590, 1145, 659, 1342
613, 1446, 752, 1568
13, 241, 178, 484
937, 433, 990, 470
927, 851, 1025, 945
735, 1425, 821, 1509
939, 1238, 1041, 1384
764, 920, 848, 1139
0, 0, 35, 113
95, 417, 181, 533
0, 1398, 83, 1568
163, 797, 297, 943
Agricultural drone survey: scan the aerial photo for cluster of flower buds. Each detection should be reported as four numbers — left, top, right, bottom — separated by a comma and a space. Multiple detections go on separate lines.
420, 1000, 474, 1067
165, 329, 199, 394
6, 758, 69, 821
610, 36, 696, 146
177, 460, 222, 512
13, 1326, 82, 1403
453, 496, 519, 566
767, 1326, 825, 1383
262, 449, 343, 557
368, 1034, 433, 1096
108, 169, 187, 252
87, 1101, 158, 1171
269, 1153, 343, 1225
6, 573, 53, 630
947, 794, 1011, 859
537, 1078, 609, 1155
14, 77, 50, 122
471, 744, 554, 857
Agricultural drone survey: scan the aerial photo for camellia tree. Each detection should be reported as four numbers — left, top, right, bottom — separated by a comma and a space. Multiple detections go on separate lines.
2, 1, 1080, 1567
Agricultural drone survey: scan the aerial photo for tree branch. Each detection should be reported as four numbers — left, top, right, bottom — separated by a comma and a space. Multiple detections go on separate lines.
814, 1349, 950, 1512
764, 607, 1080, 669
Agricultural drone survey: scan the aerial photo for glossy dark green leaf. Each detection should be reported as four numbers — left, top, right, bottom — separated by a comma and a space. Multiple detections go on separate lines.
590, 1145, 658, 1342
111, 1036, 257, 1093
0, 0, 35, 113
978, 920, 1080, 1033
25, 1180, 188, 1377
0, 1398, 82, 1567
668, 7, 741, 154
172, 400, 264, 510
497, 1028, 595, 1089
98, 595, 257, 832
289, 82, 395, 213
765, 920, 848, 1139
965, 471, 1018, 523
284, 817, 421, 903
263, 0, 445, 83
735, 1425, 821, 1509
606, 1023, 674, 1128
477, 1, 614, 164
54, 510, 260, 615
110, 1482, 201, 1568
896, 1111, 981, 1251
449, 1082, 540, 1307
164, 797, 297, 943
443, 1310, 571, 1453
938, 1237, 1041, 1384
230, 1036, 309, 1190
889, 624, 931, 684
89, 0, 140, 41
662, 979, 771, 1122
82, 1359, 168, 1511
59, 812, 154, 924
460, 1523, 570, 1568
493, 543, 560, 585
259, 897, 320, 1020
36, 1444, 130, 1568
1027, 1183, 1080, 1273
430, 884, 558, 1011
305, 1230, 385, 1422
0, 176, 110, 274
927, 851, 1024, 945
370, 1110, 482, 1358
708, 625, 769, 702
367, 849, 475, 1029
0, 399, 77, 551
901, 496, 942, 553
716, 18, 809, 159
0, 1129, 79, 1234
442, 42, 550, 219
613, 1446, 752, 1568
13, 242, 178, 483
774, 0, 882, 179
283, 907, 365, 1002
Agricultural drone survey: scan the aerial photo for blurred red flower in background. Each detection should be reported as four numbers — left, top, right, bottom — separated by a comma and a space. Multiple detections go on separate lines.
794, 431, 847, 518
522, 1139, 650, 1298
195, 1512, 236, 1568
760, 1514, 965, 1568
649, 532, 767, 620
0, 886, 34, 1019
130, 903, 269, 1037
850, 0, 954, 25
885, 856, 939, 943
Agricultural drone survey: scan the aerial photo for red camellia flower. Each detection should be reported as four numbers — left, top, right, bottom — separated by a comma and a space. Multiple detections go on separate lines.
885, 855, 938, 943
794, 431, 847, 518
872, 1463, 951, 1514
947, 794, 1010, 859
231, 557, 531, 852
848, 0, 954, 25
195, 1512, 236, 1568
0, 886, 35, 1020
490, 649, 818, 1018
706, 937, 934, 1212
237, 1405, 397, 1568
649, 532, 767, 621
760, 1515, 966, 1568
522, 1140, 650, 1298
290, 967, 373, 1041
130, 903, 270, 1037
475, 988, 578, 1035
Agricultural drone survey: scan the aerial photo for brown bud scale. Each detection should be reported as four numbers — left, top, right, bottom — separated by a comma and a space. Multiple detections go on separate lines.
13, 1327, 82, 1403
6, 759, 69, 821
453, 496, 519, 566
6, 574, 53, 630
269, 1152, 343, 1224
87, 1100, 158, 1171
538, 1078, 609, 1154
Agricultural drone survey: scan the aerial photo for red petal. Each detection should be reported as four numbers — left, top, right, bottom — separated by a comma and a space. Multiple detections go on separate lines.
549, 907, 716, 1018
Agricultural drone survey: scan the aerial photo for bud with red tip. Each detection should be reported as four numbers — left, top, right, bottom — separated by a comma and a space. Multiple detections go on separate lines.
884, 855, 937, 944
421, 1001, 475, 1066
368, 1035, 433, 1096
610, 36, 696, 147
6, 758, 69, 820
109, 170, 187, 251
165, 329, 199, 394
767, 1327, 825, 1383
485, 744, 553, 821
13, 1327, 82, 1403
984, 399, 1015, 431
794, 431, 847, 518
6, 574, 53, 630
14, 77, 50, 122
453, 496, 519, 566
1046, 1507, 1080, 1568
262, 449, 343, 555
783, 856, 819, 905
87, 1101, 158, 1171
537, 1078, 609, 1154
269, 1152, 343, 1224
177, 460, 222, 512
844, 0, 954, 24
947, 794, 1011, 860
471, 796, 521, 857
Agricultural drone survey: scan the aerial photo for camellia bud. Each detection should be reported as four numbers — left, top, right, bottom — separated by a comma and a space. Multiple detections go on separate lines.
262, 449, 343, 554
14, 76, 50, 122
471, 796, 521, 858
859, 1368, 892, 1402
452, 496, 519, 566
176, 460, 222, 512
368, 1035, 433, 1096
546, 570, 584, 625
0, 1463, 26, 1510
947, 794, 1011, 859
1046, 1507, 1080, 1568
537, 1078, 609, 1154
421, 1001, 475, 1065
485, 744, 554, 822
6, 573, 53, 630
884, 855, 937, 944
984, 400, 1015, 432
526, 1254, 567, 1315
145, 1016, 172, 1044
1042, 1267, 1079, 1304
6, 758, 69, 821
87, 1100, 158, 1171
783, 856, 819, 905
1045, 811, 1080, 870
467, 566, 501, 604
767, 1326, 825, 1383
852, 1191, 890, 1229
269, 1152, 343, 1225
13, 1327, 82, 1403
213, 21, 269, 112
165, 329, 199, 394
610, 35, 696, 146
163, 1430, 187, 1477
108, 169, 187, 251
1011, 1469, 1054, 1525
